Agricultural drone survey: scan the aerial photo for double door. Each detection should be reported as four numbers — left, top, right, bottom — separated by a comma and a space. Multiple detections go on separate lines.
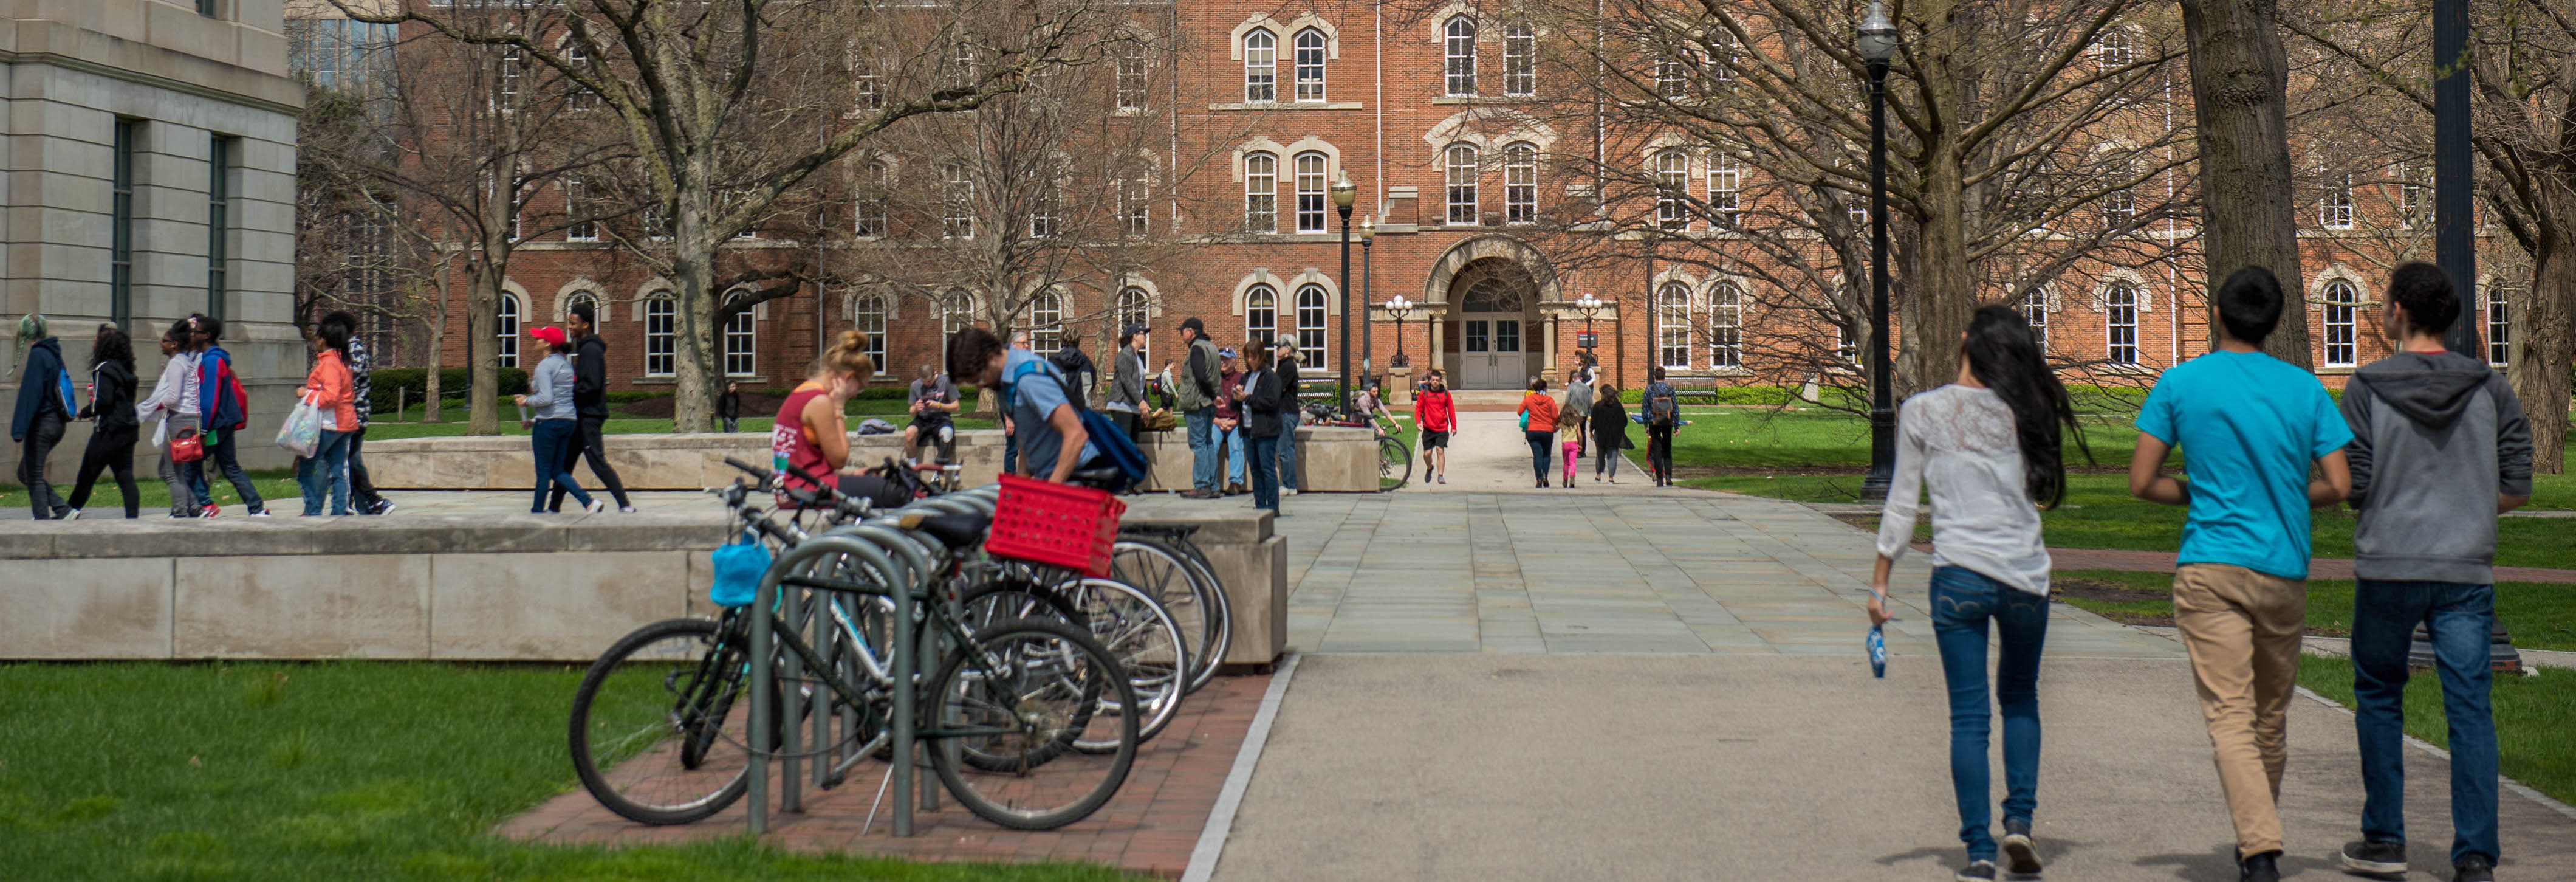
1460, 315, 1523, 390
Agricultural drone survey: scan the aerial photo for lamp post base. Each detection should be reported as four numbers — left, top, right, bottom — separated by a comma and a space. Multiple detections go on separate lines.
1858, 466, 1893, 502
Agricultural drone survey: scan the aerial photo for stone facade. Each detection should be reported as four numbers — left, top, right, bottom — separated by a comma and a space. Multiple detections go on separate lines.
1, 1, 304, 486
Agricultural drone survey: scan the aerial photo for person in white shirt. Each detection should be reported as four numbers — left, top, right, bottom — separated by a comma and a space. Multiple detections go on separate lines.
1868, 305, 2091, 882
132, 320, 200, 518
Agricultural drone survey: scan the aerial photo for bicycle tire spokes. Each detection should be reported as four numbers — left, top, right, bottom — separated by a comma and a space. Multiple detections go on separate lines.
930, 619, 1139, 830
570, 619, 756, 825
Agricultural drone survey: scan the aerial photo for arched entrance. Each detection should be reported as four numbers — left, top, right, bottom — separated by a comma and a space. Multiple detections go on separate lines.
1425, 235, 1558, 390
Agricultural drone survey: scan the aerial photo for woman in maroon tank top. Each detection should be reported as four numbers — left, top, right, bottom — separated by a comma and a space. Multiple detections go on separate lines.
770, 330, 883, 506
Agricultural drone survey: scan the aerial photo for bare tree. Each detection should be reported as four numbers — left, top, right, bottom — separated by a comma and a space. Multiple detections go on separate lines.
2179, 0, 2314, 365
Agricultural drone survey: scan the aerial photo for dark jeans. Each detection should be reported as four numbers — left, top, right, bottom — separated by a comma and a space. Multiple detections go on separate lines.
1248, 433, 1281, 510
16, 408, 69, 519
1930, 565, 2050, 863
1596, 447, 1620, 478
295, 429, 354, 516
67, 425, 140, 518
530, 418, 594, 511
721, 417, 740, 433
1276, 410, 1301, 491
2352, 579, 2499, 864
1106, 410, 1139, 443
548, 414, 630, 510
1647, 423, 1675, 483
346, 426, 384, 511
1185, 408, 1217, 492
182, 426, 265, 514
1002, 430, 1019, 474
1524, 429, 1552, 482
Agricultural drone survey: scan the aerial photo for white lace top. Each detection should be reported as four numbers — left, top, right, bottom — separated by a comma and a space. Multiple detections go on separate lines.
1874, 384, 2052, 596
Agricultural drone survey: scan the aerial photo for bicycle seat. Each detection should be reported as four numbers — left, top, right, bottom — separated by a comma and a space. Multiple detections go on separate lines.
913, 513, 991, 549
1067, 466, 1129, 489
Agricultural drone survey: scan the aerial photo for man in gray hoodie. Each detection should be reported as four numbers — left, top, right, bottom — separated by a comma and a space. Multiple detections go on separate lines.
2331, 261, 2531, 882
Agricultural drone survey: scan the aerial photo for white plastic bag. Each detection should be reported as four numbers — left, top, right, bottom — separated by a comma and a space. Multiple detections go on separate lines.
276, 392, 322, 457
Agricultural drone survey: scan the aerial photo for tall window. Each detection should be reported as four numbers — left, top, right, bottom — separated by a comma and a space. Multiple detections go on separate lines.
2020, 288, 2050, 352
566, 43, 598, 111
1293, 29, 1327, 102
2322, 280, 2358, 367
1503, 22, 1535, 96
1708, 281, 1742, 367
1295, 152, 1327, 233
855, 161, 889, 238
2320, 173, 2355, 229
1114, 43, 1146, 110
111, 119, 137, 329
941, 162, 975, 239
1245, 151, 1278, 232
1296, 283, 1329, 369
1656, 53, 1688, 98
1655, 151, 1689, 229
1657, 281, 1691, 368
1029, 176, 1061, 238
1707, 154, 1740, 230
1245, 284, 1278, 346
1707, 28, 1736, 86
644, 295, 676, 376
2097, 28, 2134, 67
1835, 319, 1857, 365
852, 56, 882, 111
2400, 160, 2425, 227
846, 294, 886, 371
940, 291, 976, 336
1119, 163, 1150, 237
2486, 284, 2512, 367
2102, 185, 2136, 228
564, 177, 598, 241
566, 293, 600, 329
1848, 194, 1868, 228
2105, 283, 2139, 365
208, 136, 235, 321
497, 293, 521, 369
723, 305, 756, 377
1445, 16, 1477, 97
1117, 286, 1152, 362
1244, 29, 1276, 102
1504, 142, 1537, 224
1029, 291, 1064, 355
1445, 144, 1479, 224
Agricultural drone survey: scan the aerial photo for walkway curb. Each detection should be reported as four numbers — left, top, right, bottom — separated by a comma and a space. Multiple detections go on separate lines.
1181, 651, 1303, 882
2294, 686, 2576, 825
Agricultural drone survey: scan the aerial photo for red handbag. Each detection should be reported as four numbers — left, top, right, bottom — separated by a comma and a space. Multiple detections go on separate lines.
170, 427, 206, 464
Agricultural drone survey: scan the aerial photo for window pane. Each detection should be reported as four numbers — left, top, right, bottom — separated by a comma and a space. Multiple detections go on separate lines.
1295, 153, 1326, 232
724, 308, 756, 376
1294, 30, 1326, 102
1296, 284, 1327, 369
1656, 151, 1688, 230
854, 294, 888, 370
1245, 30, 1275, 102
1446, 145, 1479, 225
1445, 17, 1476, 96
1707, 156, 1738, 230
1708, 282, 1741, 367
1245, 284, 1277, 345
2323, 281, 2356, 367
2487, 287, 2512, 366
645, 297, 676, 376
497, 294, 521, 368
1504, 142, 1536, 224
2106, 285, 2139, 365
1658, 283, 1690, 368
1503, 23, 1535, 96
1245, 152, 1277, 233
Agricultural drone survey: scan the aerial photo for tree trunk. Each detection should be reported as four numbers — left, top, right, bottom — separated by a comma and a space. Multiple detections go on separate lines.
467, 261, 499, 436
2515, 233, 2572, 474
422, 289, 445, 424
1902, 22, 1974, 396
2180, 0, 2309, 366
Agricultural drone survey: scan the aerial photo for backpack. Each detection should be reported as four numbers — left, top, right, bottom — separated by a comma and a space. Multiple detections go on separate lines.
204, 349, 250, 431
1646, 385, 1678, 427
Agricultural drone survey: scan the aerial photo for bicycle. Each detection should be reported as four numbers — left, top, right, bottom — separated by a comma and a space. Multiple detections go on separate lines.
1301, 402, 1413, 491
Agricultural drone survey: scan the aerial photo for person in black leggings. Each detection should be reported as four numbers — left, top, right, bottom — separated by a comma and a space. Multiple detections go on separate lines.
65, 324, 142, 518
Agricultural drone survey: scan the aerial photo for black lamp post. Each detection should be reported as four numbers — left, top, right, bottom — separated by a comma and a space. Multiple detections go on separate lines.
1333, 170, 1358, 415
1858, 2, 1899, 501
1360, 217, 1376, 380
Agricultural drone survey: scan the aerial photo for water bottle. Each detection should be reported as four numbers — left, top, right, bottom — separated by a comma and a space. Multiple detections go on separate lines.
1868, 624, 1888, 678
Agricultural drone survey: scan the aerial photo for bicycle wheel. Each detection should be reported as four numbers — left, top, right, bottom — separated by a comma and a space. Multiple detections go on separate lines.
569, 617, 752, 825
1379, 436, 1412, 491
928, 616, 1140, 830
1112, 539, 1222, 694
959, 577, 1187, 753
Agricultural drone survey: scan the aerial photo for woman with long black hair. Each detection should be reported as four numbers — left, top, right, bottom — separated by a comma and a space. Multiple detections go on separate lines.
64, 324, 141, 519
1867, 305, 2088, 882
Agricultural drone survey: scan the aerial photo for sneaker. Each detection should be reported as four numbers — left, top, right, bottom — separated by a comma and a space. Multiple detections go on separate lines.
372, 500, 398, 516
617, 505, 638, 514
2238, 850, 2281, 882
586, 500, 609, 514
246, 509, 272, 517
2453, 854, 2494, 882
2338, 841, 2405, 877
1956, 860, 1998, 882
2001, 820, 2041, 875
201, 505, 221, 518
1284, 488, 1299, 497
59, 509, 80, 520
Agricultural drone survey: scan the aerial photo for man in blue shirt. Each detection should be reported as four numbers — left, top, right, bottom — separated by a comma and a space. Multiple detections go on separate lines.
2128, 266, 2350, 882
948, 327, 1097, 483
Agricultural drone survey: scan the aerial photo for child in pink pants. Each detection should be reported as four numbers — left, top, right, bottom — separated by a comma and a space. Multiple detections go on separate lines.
1561, 433, 1580, 487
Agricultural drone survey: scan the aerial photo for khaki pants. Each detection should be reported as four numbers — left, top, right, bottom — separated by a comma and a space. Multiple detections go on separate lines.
2172, 563, 2307, 856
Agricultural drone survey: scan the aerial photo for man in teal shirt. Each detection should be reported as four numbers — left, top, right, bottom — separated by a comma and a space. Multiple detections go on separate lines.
2128, 266, 2351, 882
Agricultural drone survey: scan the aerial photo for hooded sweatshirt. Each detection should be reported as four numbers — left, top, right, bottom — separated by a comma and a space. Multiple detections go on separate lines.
12, 336, 72, 441
2340, 350, 2534, 584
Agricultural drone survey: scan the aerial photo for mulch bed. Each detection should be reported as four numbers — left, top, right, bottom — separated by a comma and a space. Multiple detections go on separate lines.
2049, 576, 2179, 627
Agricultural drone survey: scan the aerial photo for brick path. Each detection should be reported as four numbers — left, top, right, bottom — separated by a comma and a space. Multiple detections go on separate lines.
498, 672, 1267, 878
2046, 546, 2576, 584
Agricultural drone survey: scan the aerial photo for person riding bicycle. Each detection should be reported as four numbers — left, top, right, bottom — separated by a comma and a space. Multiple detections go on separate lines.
772, 329, 907, 509
1355, 381, 1400, 436
949, 326, 1101, 484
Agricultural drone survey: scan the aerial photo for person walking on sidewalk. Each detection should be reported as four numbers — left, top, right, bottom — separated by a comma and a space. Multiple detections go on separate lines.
293, 320, 361, 517
1272, 339, 1302, 495
1240, 346, 1287, 513
64, 323, 142, 519
321, 313, 391, 515
2331, 262, 2530, 882
186, 315, 270, 517
1868, 305, 2090, 882
1563, 363, 1594, 461
550, 301, 634, 512
515, 326, 600, 514
1516, 377, 1558, 489
11, 314, 75, 519
1416, 370, 1456, 484
2128, 266, 2351, 882
1174, 318, 1222, 498
1591, 384, 1630, 483
1642, 368, 1679, 486
134, 321, 200, 517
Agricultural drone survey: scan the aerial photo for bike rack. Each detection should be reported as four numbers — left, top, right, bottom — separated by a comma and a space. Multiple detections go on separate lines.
748, 533, 920, 837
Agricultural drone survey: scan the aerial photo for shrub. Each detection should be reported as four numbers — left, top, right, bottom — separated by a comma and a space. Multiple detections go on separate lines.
368, 367, 527, 412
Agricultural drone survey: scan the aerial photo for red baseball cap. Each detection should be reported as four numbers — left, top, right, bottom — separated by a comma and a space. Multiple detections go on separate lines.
530, 326, 567, 348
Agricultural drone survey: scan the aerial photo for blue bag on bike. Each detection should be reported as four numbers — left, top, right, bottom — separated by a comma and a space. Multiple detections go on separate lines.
708, 531, 770, 608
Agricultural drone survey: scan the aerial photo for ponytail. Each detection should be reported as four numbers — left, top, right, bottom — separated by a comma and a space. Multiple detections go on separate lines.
817, 328, 876, 382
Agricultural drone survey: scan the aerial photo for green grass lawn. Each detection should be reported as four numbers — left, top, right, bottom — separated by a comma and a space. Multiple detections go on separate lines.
0, 662, 1142, 882
2048, 569, 2576, 652
2297, 655, 2576, 805
2, 467, 296, 515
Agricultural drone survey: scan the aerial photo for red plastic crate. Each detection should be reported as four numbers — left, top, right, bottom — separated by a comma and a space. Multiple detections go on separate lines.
985, 474, 1126, 578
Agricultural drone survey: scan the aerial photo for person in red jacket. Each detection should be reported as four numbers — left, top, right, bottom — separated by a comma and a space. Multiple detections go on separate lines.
1414, 370, 1457, 484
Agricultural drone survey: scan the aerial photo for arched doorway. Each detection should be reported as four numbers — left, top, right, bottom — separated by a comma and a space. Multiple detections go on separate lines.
1450, 261, 1537, 388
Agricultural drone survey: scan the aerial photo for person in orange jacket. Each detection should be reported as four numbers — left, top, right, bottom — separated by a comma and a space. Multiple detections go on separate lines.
1516, 377, 1559, 489
293, 319, 360, 515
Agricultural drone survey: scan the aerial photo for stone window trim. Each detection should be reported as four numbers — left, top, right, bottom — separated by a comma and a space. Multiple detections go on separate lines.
1229, 268, 1341, 317
1230, 13, 1341, 61
553, 280, 608, 324
2086, 270, 2156, 312
1420, 107, 1560, 153
1233, 136, 1343, 184
1208, 101, 1365, 111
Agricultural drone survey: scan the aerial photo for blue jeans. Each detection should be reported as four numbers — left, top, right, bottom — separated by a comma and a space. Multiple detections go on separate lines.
2351, 580, 2499, 864
530, 419, 595, 512
1930, 565, 2050, 862
183, 427, 267, 513
1525, 430, 1552, 482
1249, 434, 1281, 510
295, 429, 354, 515
1222, 425, 1247, 486
1276, 410, 1301, 490
1185, 408, 1216, 492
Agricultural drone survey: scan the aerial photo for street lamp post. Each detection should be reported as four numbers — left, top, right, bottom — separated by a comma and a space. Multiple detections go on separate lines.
1332, 170, 1358, 415
1386, 295, 1417, 369
1858, 2, 1899, 501
1360, 218, 1376, 381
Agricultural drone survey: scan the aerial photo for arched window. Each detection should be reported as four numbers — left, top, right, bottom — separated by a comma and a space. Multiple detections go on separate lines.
1657, 281, 1690, 368
1445, 144, 1479, 225
2105, 283, 2140, 365
1444, 16, 1477, 97
1293, 29, 1327, 102
1707, 154, 1741, 230
1294, 152, 1327, 233
496, 292, 521, 368
1504, 142, 1537, 224
855, 161, 889, 238
565, 43, 599, 111
851, 55, 880, 111
1245, 284, 1278, 347
643, 294, 676, 376
1244, 151, 1278, 233
1655, 151, 1689, 229
2019, 288, 2050, 353
940, 289, 975, 336
564, 291, 600, 326
2097, 28, 2135, 67
1708, 281, 1741, 368
1502, 22, 1535, 96
722, 292, 756, 377
2322, 280, 2358, 367
1117, 286, 1152, 362
564, 177, 599, 241
1029, 290, 1065, 355
2486, 284, 2513, 367
1114, 42, 1146, 110
1244, 29, 1276, 102
941, 161, 974, 239
1295, 283, 1329, 370
852, 292, 888, 371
